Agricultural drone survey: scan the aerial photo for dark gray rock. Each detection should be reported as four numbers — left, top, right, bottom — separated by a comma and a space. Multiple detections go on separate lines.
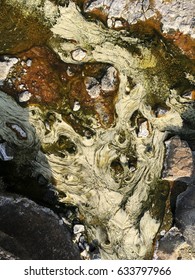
175, 187, 195, 248
0, 193, 81, 259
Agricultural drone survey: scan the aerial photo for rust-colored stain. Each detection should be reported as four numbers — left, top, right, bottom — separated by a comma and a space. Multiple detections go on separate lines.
165, 32, 195, 60
3, 47, 63, 105
1, 46, 119, 132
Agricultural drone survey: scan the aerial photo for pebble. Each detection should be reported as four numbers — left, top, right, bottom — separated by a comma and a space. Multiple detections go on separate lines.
73, 101, 81, 111
26, 59, 32, 67
71, 48, 87, 61
66, 67, 74, 77
137, 121, 149, 138
18, 91, 32, 102
155, 107, 168, 117
85, 77, 101, 98
73, 224, 85, 234
101, 66, 118, 92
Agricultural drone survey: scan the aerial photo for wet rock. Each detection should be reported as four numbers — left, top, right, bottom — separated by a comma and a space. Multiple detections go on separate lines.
162, 136, 194, 182
101, 66, 118, 92
0, 193, 81, 259
84, 77, 101, 98
175, 187, 195, 248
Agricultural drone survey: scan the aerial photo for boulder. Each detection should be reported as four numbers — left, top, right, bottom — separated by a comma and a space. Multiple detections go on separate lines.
0, 193, 81, 259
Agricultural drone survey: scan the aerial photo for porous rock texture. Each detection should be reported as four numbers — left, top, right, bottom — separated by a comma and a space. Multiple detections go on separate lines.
0, 0, 195, 259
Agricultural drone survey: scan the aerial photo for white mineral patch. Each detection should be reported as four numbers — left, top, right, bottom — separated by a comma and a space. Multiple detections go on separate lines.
71, 48, 87, 61
18, 91, 32, 102
81, 0, 195, 37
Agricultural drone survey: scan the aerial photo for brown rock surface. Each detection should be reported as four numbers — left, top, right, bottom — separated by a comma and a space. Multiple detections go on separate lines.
162, 136, 194, 182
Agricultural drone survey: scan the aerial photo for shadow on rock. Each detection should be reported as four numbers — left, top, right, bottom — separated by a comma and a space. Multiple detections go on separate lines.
0, 192, 80, 260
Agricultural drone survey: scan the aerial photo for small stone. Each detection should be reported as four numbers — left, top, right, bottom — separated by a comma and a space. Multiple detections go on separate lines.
114, 20, 123, 28
18, 84, 26, 90
156, 107, 168, 117
73, 101, 81, 112
67, 67, 74, 76
71, 48, 87, 61
26, 59, 32, 67
84, 77, 101, 98
155, 227, 191, 260
18, 91, 32, 102
162, 136, 194, 182
137, 121, 149, 138
107, 18, 114, 28
101, 66, 118, 92
73, 224, 85, 235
